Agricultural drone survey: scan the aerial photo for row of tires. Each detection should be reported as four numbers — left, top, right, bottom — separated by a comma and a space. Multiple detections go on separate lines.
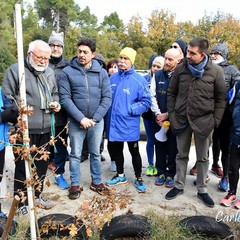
0, 213, 235, 239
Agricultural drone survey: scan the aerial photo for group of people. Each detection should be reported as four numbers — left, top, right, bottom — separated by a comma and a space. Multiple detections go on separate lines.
144, 38, 240, 209
1, 33, 240, 215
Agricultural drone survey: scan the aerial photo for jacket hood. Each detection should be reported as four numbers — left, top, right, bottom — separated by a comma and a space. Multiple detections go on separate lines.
211, 43, 229, 59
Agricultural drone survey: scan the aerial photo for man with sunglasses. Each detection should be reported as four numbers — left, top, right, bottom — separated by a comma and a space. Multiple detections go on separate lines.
165, 37, 226, 208
2, 39, 60, 213
170, 39, 188, 62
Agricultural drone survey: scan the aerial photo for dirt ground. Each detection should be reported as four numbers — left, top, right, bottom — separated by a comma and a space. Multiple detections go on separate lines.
1, 141, 238, 223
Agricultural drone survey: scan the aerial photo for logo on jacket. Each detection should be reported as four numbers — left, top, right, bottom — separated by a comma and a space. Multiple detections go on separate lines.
123, 88, 130, 95
157, 89, 166, 95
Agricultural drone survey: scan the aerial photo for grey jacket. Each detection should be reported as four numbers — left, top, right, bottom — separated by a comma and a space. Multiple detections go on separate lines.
2, 59, 59, 134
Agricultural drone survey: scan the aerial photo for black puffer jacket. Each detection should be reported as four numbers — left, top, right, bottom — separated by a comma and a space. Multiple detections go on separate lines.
49, 56, 69, 127
218, 60, 240, 92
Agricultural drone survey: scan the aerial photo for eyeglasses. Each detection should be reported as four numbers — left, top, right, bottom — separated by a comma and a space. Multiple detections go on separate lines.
49, 44, 63, 49
210, 52, 220, 56
30, 51, 50, 61
170, 45, 178, 49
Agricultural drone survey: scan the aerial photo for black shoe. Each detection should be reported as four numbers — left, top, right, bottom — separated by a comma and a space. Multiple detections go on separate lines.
68, 186, 82, 200
101, 154, 106, 162
165, 187, 183, 200
197, 192, 215, 208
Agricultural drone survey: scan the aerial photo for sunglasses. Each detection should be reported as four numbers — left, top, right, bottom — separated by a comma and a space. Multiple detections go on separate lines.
170, 45, 178, 49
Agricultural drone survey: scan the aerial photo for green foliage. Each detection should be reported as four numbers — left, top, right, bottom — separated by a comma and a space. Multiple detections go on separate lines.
96, 33, 121, 62
0, 46, 16, 85
127, 15, 146, 50
102, 12, 124, 34
76, 6, 99, 38
0, 1, 240, 81
64, 27, 81, 60
135, 47, 155, 70
34, 0, 77, 32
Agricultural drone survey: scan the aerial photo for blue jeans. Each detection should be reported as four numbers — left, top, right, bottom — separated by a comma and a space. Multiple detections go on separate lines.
68, 120, 104, 186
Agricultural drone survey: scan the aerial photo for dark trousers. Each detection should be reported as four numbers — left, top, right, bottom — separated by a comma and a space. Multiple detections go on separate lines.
108, 141, 142, 178
0, 148, 5, 182
51, 126, 68, 174
14, 133, 50, 204
228, 143, 240, 194
154, 123, 177, 178
212, 110, 231, 176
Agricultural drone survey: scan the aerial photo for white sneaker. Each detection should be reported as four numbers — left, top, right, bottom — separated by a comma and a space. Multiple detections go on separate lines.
17, 205, 29, 216
110, 161, 117, 172
35, 195, 53, 209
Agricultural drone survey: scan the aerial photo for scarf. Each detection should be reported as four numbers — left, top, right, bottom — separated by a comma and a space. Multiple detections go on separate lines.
187, 55, 208, 78
36, 74, 57, 151
51, 55, 63, 65
37, 73, 52, 113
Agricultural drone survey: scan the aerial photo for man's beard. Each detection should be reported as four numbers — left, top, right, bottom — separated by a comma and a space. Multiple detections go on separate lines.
29, 56, 48, 72
212, 59, 224, 64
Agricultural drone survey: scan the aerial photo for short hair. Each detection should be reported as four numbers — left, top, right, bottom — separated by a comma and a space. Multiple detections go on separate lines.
77, 37, 96, 52
189, 37, 209, 54
28, 39, 51, 53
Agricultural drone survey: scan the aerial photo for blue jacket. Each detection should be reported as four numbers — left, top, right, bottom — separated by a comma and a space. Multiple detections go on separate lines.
105, 66, 151, 141
58, 57, 112, 123
0, 91, 10, 151
228, 81, 240, 145
155, 70, 171, 113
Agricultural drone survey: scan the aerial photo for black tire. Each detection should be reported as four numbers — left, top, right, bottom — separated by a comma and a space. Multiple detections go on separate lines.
0, 215, 18, 237
178, 215, 234, 239
100, 214, 151, 240
26, 213, 88, 239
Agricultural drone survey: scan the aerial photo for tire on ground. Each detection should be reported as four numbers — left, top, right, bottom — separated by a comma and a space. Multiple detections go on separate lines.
178, 215, 234, 239
100, 214, 151, 240
0, 215, 18, 237
26, 213, 88, 239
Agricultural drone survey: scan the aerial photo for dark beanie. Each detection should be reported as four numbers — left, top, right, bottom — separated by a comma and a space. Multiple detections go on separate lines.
148, 54, 158, 69
175, 39, 188, 56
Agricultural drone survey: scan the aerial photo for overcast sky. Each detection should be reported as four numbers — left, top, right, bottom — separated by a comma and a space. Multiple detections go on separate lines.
76, 0, 239, 24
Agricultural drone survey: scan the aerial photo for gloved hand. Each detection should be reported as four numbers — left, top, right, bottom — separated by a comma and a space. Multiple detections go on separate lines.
1, 106, 19, 124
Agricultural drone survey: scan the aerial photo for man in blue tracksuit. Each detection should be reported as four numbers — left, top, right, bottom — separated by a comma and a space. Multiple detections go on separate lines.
105, 47, 151, 193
